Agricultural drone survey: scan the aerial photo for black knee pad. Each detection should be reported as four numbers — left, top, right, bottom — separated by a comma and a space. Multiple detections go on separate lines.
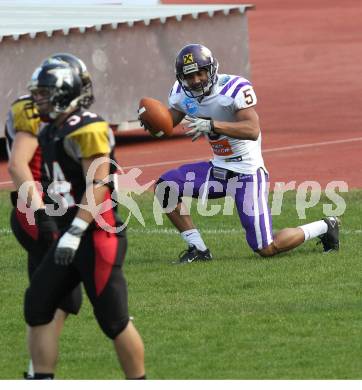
94, 309, 130, 339
24, 288, 54, 327
92, 266, 130, 339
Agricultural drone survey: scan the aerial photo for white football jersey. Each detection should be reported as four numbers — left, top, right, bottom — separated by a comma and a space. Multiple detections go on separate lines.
168, 74, 267, 174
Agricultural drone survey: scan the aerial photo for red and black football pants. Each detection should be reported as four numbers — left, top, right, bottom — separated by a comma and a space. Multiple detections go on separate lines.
24, 228, 129, 339
11, 208, 82, 315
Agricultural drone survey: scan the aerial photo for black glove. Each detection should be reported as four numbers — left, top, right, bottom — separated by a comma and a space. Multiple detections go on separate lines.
34, 208, 59, 249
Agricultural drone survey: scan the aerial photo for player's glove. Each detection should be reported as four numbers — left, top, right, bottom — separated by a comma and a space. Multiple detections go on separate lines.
185, 116, 216, 141
54, 218, 89, 266
34, 208, 59, 249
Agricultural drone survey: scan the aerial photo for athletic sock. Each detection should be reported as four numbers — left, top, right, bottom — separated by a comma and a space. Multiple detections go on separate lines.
181, 229, 207, 251
28, 360, 34, 377
32, 373, 54, 380
299, 220, 328, 241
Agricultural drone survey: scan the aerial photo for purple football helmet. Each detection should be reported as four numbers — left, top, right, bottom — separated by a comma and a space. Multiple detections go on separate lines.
175, 44, 218, 98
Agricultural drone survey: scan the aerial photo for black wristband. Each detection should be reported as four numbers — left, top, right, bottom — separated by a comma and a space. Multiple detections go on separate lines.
209, 119, 217, 136
68, 225, 86, 237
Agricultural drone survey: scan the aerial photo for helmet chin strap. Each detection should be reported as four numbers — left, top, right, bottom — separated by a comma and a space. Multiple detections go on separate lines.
188, 73, 214, 98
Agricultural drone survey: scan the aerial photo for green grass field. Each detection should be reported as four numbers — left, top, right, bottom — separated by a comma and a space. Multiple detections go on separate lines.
0, 189, 361, 379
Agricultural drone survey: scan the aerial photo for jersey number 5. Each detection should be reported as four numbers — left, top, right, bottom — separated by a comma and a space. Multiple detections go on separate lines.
243, 88, 255, 106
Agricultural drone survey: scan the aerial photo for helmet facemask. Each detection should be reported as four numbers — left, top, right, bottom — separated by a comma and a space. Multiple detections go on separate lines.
28, 63, 82, 119
177, 62, 218, 98
42, 53, 95, 109
175, 44, 219, 99
79, 71, 94, 108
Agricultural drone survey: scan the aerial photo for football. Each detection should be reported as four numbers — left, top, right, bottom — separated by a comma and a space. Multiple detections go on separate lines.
138, 97, 173, 137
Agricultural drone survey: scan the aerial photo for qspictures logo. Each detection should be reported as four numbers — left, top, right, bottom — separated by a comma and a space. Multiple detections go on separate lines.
17, 157, 348, 233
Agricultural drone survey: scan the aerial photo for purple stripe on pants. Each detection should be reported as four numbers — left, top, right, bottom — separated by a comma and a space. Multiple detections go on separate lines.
256, 169, 273, 249
234, 175, 259, 250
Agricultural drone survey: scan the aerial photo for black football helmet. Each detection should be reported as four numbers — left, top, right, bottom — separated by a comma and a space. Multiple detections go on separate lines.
42, 52, 94, 108
175, 44, 219, 98
28, 61, 82, 118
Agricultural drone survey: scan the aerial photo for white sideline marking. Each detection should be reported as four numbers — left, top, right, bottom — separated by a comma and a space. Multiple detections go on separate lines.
129, 228, 359, 235
123, 156, 206, 169
122, 137, 362, 169
1, 227, 361, 236
1, 136, 361, 186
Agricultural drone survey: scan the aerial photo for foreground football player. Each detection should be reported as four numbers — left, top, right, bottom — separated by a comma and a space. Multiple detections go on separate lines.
152, 44, 339, 263
24, 60, 145, 379
6, 53, 93, 378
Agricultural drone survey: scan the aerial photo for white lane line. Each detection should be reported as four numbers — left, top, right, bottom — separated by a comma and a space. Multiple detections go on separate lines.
123, 157, 207, 169
1, 227, 361, 236
0, 180, 13, 187
121, 137, 362, 169
127, 228, 361, 235
0, 227, 361, 235
263, 137, 362, 153
1, 136, 361, 186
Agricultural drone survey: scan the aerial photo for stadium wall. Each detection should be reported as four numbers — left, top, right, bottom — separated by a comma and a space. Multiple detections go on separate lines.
0, 6, 253, 136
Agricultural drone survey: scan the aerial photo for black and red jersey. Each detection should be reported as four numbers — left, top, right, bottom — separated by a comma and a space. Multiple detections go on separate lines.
38, 109, 121, 231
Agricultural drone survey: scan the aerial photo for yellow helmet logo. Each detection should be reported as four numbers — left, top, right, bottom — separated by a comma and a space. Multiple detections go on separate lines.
183, 53, 194, 64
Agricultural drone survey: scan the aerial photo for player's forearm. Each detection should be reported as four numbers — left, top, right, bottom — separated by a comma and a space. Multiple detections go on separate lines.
169, 108, 185, 127
75, 154, 111, 224
75, 185, 109, 224
213, 120, 260, 141
54, 185, 109, 265
8, 163, 44, 209
8, 160, 34, 189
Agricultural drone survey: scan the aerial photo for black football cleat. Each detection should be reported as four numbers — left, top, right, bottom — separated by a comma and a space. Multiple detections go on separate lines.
319, 217, 340, 252
173, 245, 213, 264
